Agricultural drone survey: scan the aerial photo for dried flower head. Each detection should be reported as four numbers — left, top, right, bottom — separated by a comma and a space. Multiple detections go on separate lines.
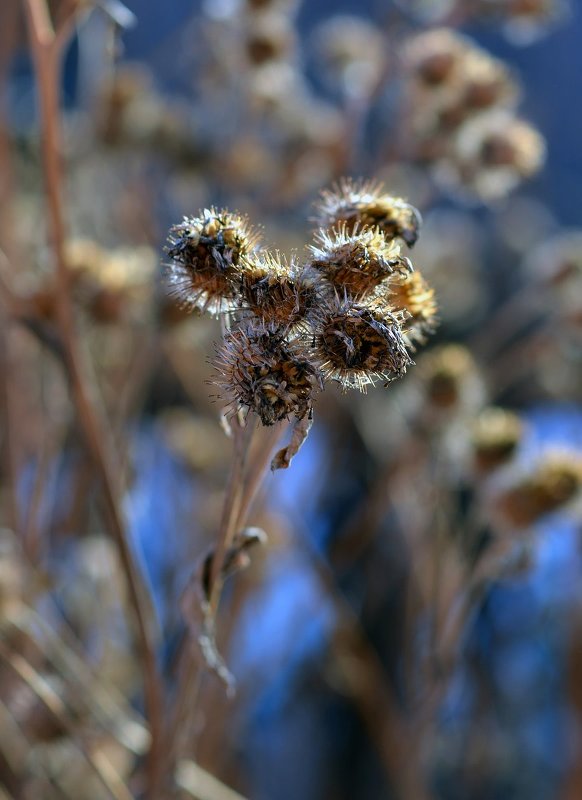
244, 11, 296, 66
214, 324, 321, 425
472, 407, 523, 473
443, 111, 545, 200
239, 252, 319, 329
496, 452, 582, 528
309, 225, 412, 299
419, 344, 482, 412
405, 29, 467, 88
310, 295, 412, 391
313, 15, 387, 98
386, 269, 438, 346
314, 179, 422, 247
477, 0, 569, 44
165, 208, 260, 315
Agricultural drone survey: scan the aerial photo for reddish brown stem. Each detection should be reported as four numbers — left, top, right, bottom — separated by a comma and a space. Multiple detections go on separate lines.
22, 1, 163, 794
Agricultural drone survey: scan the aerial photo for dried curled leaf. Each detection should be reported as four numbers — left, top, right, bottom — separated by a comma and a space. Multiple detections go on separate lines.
181, 528, 267, 692
271, 412, 313, 470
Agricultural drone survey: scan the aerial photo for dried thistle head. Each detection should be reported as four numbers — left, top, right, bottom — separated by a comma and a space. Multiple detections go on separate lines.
386, 269, 438, 346
239, 252, 319, 329
244, 11, 296, 66
312, 15, 387, 98
165, 208, 260, 315
314, 179, 422, 247
419, 344, 482, 412
496, 452, 582, 528
405, 28, 467, 89
434, 52, 520, 131
445, 112, 546, 201
477, 0, 569, 44
214, 323, 321, 425
472, 407, 523, 474
309, 225, 412, 299
310, 294, 412, 391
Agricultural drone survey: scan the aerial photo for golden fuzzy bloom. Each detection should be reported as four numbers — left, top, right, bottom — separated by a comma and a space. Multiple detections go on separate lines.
239, 252, 319, 329
309, 226, 412, 299
472, 408, 523, 473
214, 324, 321, 426
385, 269, 438, 346
314, 179, 422, 247
165, 208, 260, 316
497, 452, 582, 528
310, 295, 412, 391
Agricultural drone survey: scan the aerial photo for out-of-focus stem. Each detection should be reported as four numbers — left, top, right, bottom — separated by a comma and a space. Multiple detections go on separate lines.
22, 1, 163, 794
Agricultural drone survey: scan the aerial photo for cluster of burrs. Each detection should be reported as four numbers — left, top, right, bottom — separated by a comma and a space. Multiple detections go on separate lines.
164, 179, 437, 429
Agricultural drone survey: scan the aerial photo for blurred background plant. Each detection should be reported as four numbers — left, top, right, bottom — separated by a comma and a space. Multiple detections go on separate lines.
1, 0, 582, 798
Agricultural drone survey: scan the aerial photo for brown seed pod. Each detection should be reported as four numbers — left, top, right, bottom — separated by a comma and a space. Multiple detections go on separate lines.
310, 295, 412, 391
165, 208, 260, 316
314, 179, 422, 247
404, 28, 468, 88
309, 225, 412, 299
239, 252, 320, 329
385, 269, 438, 346
472, 407, 523, 474
496, 452, 582, 528
419, 344, 483, 413
214, 323, 321, 426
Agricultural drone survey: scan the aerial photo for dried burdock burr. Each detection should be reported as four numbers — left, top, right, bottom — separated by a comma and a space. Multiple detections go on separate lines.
309, 294, 412, 391
471, 407, 523, 474
239, 252, 319, 329
165, 208, 260, 316
386, 269, 438, 346
314, 179, 422, 247
214, 323, 322, 425
444, 111, 546, 201
309, 225, 412, 299
495, 452, 582, 528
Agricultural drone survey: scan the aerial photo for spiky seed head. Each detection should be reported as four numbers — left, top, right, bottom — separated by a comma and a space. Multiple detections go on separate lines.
164, 208, 260, 316
214, 323, 321, 426
471, 408, 523, 473
420, 344, 480, 410
496, 452, 582, 528
239, 252, 320, 329
314, 179, 422, 247
309, 225, 412, 299
310, 295, 412, 391
385, 269, 438, 346
405, 29, 467, 88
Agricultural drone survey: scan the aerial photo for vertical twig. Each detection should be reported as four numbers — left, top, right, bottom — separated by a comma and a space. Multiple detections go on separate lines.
22, 1, 164, 794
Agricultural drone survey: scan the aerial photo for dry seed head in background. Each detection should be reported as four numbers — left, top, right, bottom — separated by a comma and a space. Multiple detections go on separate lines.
471, 407, 524, 474
309, 225, 413, 299
314, 179, 422, 247
239, 252, 319, 330
309, 294, 412, 391
165, 208, 260, 315
214, 324, 322, 426
495, 452, 582, 529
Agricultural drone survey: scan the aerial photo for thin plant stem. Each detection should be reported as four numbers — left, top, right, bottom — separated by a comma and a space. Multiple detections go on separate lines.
22, 1, 163, 793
